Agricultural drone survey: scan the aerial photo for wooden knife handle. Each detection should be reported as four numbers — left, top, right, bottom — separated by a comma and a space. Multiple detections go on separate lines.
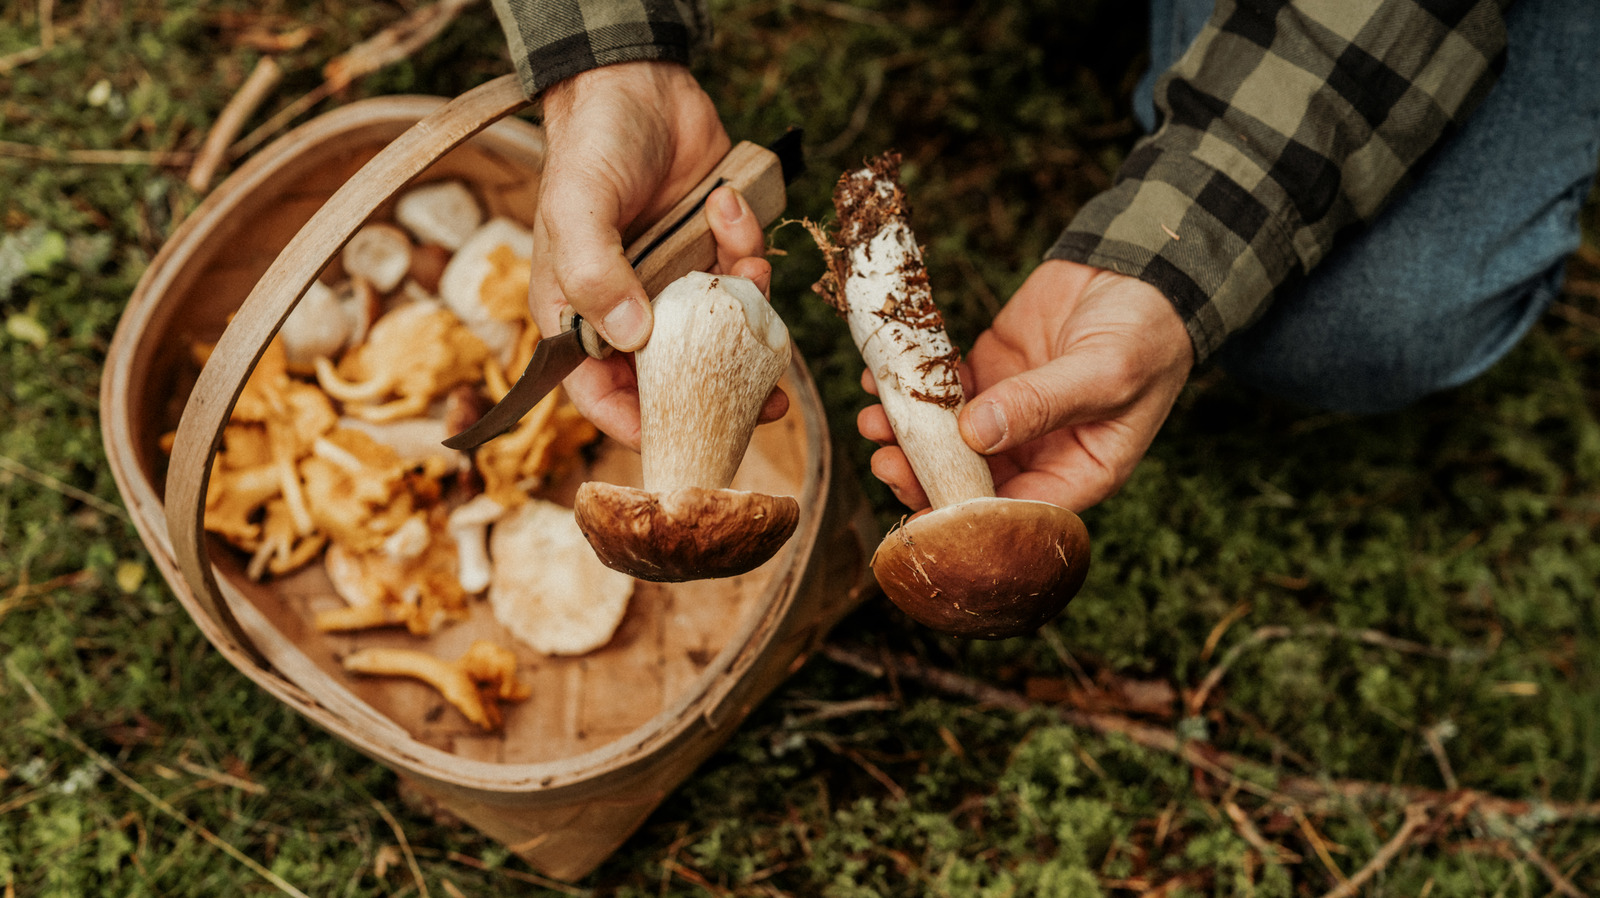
624, 140, 787, 298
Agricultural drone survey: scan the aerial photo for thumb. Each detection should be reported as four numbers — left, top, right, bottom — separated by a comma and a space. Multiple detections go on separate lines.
959, 351, 1125, 454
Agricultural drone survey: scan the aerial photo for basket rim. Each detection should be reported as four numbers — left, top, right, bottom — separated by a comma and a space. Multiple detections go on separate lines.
102, 92, 833, 796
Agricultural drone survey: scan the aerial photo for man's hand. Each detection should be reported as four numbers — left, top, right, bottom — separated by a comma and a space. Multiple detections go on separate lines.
859, 259, 1194, 512
529, 61, 782, 447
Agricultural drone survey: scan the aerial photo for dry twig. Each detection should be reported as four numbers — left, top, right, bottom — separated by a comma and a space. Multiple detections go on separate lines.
821, 640, 1600, 891
1188, 624, 1484, 715
0, 140, 194, 167
1223, 800, 1301, 864
0, 0, 55, 72
371, 799, 429, 898
230, 0, 482, 158
8, 661, 312, 898
187, 56, 283, 193
1317, 804, 1431, 898
0, 453, 130, 521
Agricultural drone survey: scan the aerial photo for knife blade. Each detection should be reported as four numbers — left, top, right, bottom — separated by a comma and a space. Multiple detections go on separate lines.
442, 322, 591, 450
442, 130, 805, 451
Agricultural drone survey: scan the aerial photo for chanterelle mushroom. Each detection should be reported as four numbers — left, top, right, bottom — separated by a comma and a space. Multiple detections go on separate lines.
313, 300, 491, 422
342, 640, 529, 732
812, 153, 1090, 639
574, 271, 799, 581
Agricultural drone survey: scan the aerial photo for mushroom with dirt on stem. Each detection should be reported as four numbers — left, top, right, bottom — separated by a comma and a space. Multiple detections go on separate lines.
573, 270, 799, 582
810, 152, 1090, 639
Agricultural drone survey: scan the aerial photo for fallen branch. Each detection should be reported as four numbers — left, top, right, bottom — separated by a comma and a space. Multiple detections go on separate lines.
230, 0, 481, 158
0, 140, 194, 168
187, 56, 283, 193
1317, 804, 1430, 898
820, 641, 1600, 825
1188, 623, 1486, 715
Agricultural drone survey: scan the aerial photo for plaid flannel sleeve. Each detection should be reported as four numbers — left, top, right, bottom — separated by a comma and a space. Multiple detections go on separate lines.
490, 0, 710, 97
1048, 0, 1513, 364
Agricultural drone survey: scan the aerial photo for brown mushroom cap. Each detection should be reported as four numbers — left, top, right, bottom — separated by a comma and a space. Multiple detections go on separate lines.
871, 497, 1090, 639
573, 481, 800, 582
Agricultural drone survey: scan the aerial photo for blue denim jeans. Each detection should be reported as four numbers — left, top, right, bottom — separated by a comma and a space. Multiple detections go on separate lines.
1140, 0, 1600, 413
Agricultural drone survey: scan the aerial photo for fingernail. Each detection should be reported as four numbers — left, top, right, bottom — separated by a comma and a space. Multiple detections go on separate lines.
968, 402, 1007, 452
712, 187, 745, 223
603, 298, 651, 350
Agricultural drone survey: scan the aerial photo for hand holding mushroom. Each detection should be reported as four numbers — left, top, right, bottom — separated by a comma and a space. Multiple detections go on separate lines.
814, 153, 1095, 639
859, 261, 1194, 514
525, 60, 784, 449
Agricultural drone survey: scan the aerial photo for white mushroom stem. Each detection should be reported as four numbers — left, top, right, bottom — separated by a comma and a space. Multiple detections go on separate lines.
635, 271, 790, 491
819, 165, 993, 510
447, 494, 505, 594
814, 153, 1090, 639
573, 271, 801, 583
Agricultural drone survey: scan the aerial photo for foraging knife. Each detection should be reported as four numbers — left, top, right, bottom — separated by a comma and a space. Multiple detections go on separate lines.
442, 130, 806, 451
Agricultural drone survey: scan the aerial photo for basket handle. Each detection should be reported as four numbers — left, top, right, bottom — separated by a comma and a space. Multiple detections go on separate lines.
164, 74, 530, 666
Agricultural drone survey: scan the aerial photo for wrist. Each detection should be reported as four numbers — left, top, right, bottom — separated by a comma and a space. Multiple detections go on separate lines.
542, 60, 699, 125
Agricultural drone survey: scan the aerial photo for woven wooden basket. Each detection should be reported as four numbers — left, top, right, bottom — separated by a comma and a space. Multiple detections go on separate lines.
101, 75, 877, 880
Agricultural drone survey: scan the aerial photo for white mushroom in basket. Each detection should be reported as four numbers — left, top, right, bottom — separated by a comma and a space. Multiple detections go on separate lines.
278, 281, 349, 372
395, 179, 484, 252
490, 498, 633, 656
341, 223, 412, 294
447, 494, 506, 595
812, 153, 1090, 639
573, 271, 798, 582
437, 218, 535, 361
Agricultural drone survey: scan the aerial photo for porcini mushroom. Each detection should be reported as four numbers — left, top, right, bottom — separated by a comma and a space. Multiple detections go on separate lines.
340, 223, 413, 294
812, 153, 1089, 639
573, 271, 799, 582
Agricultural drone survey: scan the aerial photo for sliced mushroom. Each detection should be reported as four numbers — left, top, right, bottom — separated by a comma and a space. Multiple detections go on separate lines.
436, 217, 534, 360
